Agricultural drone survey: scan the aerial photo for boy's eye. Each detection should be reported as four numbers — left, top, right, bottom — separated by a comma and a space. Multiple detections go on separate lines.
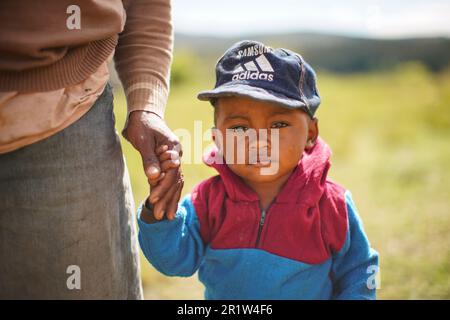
271, 122, 288, 129
230, 126, 249, 132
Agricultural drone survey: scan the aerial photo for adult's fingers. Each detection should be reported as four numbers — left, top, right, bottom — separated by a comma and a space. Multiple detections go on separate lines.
148, 172, 165, 188
170, 141, 183, 159
156, 144, 168, 156
153, 181, 179, 220
160, 158, 180, 172
145, 143, 179, 186
153, 171, 183, 220
149, 166, 179, 203
138, 136, 162, 182
158, 150, 180, 162
166, 178, 184, 220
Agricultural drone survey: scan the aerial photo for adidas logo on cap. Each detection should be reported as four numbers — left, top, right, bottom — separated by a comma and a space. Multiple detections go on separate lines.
232, 54, 275, 82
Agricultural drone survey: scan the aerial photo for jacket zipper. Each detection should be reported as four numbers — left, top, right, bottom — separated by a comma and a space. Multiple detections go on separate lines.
255, 209, 266, 247
255, 199, 275, 247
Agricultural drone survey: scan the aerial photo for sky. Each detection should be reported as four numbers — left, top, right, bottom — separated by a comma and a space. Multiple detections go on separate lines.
172, 0, 450, 38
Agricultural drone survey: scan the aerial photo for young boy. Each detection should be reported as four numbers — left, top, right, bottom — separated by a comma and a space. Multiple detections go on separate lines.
137, 40, 379, 299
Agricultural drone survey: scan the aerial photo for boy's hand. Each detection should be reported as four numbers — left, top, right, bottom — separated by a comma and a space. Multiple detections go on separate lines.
148, 144, 183, 221
124, 111, 184, 221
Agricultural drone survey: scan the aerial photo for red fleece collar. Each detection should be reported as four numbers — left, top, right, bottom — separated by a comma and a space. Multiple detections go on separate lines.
202, 137, 332, 206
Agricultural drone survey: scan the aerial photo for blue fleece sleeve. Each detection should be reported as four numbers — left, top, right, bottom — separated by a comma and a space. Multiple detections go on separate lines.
331, 191, 379, 300
137, 194, 205, 277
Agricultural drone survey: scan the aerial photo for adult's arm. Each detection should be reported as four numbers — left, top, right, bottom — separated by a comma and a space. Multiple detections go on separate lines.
114, 0, 182, 219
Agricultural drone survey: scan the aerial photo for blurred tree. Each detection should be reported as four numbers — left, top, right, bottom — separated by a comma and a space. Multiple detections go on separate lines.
170, 51, 198, 87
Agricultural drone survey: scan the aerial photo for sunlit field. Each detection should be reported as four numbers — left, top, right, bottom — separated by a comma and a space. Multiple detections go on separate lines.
113, 54, 450, 299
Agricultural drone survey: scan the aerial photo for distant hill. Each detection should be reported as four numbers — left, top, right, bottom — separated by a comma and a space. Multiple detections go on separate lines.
109, 32, 450, 88
174, 32, 450, 73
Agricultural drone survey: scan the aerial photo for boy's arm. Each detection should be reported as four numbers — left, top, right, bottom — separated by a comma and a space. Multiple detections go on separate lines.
331, 191, 379, 300
138, 193, 205, 277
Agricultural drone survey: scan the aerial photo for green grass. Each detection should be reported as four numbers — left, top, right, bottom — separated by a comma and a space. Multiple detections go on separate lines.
113, 57, 450, 299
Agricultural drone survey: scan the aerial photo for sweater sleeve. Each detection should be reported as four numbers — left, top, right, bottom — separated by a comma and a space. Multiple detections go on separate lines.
137, 193, 205, 277
331, 191, 379, 300
114, 0, 173, 120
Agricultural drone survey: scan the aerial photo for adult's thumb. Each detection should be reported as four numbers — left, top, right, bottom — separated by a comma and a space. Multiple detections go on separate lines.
143, 150, 161, 181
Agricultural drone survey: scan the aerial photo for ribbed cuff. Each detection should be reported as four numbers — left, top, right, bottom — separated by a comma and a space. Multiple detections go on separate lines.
124, 76, 168, 119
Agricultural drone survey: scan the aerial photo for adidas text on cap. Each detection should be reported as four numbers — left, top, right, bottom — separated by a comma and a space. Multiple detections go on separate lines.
197, 40, 321, 118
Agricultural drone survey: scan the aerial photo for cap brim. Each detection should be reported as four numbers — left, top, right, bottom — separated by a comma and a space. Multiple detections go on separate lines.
197, 83, 308, 111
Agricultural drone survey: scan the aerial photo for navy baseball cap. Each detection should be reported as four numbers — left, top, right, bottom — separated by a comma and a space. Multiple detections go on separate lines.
197, 40, 321, 118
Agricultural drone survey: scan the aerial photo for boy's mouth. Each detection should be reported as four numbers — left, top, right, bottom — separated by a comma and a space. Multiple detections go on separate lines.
248, 158, 272, 167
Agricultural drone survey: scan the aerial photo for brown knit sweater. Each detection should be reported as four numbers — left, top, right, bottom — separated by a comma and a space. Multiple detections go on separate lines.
0, 0, 173, 118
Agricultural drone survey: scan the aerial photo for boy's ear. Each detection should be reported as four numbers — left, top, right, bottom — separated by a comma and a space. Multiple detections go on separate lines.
211, 126, 221, 150
211, 126, 216, 141
305, 117, 319, 150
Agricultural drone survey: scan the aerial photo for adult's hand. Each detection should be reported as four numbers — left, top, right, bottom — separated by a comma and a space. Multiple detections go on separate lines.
124, 110, 183, 219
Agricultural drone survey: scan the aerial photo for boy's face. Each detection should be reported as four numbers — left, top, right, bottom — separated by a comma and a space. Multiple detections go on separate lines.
213, 96, 318, 184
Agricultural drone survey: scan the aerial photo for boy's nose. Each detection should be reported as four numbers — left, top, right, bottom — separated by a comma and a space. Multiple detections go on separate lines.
248, 138, 271, 162
249, 140, 268, 150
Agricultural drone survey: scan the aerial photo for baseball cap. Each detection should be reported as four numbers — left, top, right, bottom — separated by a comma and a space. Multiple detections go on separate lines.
197, 40, 321, 118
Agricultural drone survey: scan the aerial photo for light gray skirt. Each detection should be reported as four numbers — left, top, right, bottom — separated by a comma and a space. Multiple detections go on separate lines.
0, 83, 143, 299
